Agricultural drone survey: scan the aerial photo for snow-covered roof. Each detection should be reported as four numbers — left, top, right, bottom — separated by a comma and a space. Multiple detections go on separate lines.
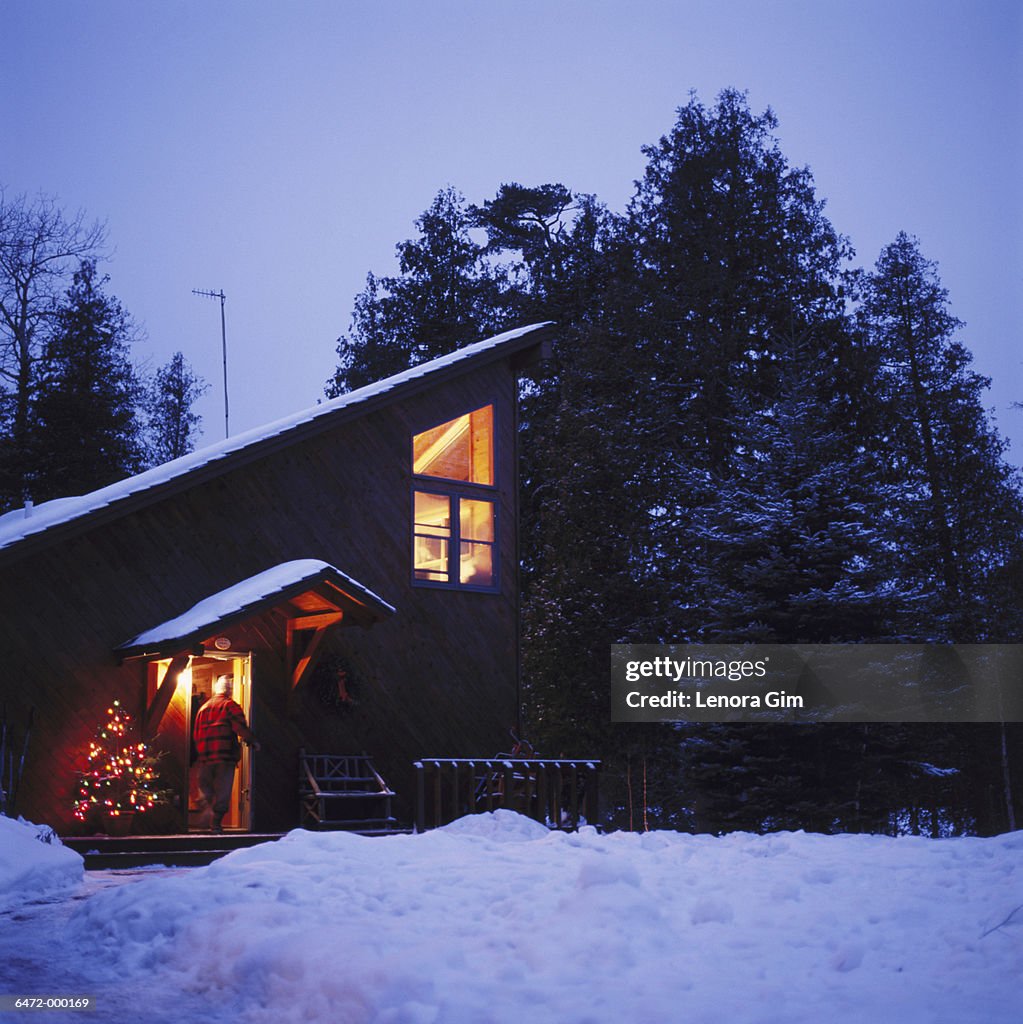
0, 322, 552, 557
117, 558, 395, 657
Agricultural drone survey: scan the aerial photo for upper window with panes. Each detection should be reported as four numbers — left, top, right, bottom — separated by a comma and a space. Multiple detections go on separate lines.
412, 405, 497, 590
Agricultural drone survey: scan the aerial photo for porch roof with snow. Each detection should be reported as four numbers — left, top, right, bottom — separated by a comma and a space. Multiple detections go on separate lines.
117, 559, 396, 661
0, 322, 553, 564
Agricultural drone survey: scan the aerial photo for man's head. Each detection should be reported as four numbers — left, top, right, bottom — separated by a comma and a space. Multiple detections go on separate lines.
213, 674, 233, 698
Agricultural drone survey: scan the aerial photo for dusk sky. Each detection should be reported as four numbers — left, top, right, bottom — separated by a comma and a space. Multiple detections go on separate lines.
4, 1, 1021, 457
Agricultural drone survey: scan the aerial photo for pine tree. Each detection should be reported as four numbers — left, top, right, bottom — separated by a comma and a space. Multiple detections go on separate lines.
326, 187, 509, 397
73, 700, 166, 826
144, 350, 208, 466
851, 234, 1023, 835
692, 354, 901, 644
323, 97, 1023, 835
30, 260, 145, 502
859, 233, 1023, 641
472, 182, 577, 305
492, 197, 651, 757
672, 330, 908, 834
617, 90, 861, 651
627, 89, 853, 478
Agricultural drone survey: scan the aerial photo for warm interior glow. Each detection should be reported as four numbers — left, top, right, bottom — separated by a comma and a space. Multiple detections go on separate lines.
413, 491, 494, 587
152, 652, 252, 831
459, 498, 494, 586
413, 491, 451, 582
413, 405, 493, 484
153, 657, 193, 694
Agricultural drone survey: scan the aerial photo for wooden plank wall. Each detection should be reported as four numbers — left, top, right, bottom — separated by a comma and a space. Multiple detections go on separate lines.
0, 358, 520, 833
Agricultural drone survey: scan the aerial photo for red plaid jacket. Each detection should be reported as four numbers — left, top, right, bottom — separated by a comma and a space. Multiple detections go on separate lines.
194, 696, 255, 763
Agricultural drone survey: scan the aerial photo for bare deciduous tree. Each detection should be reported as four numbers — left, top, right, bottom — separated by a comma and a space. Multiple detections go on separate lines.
0, 188, 106, 504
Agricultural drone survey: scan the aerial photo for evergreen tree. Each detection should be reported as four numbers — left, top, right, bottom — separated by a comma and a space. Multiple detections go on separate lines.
30, 260, 145, 501
73, 700, 167, 827
851, 234, 1023, 836
692, 337, 902, 644
326, 187, 509, 397
715, 326, 896, 639
859, 233, 1023, 641
522, 93, 872, 812
627, 89, 853, 479
672, 329, 908, 835
612, 90, 863, 651
325, 95, 1023, 835
491, 197, 651, 758
144, 350, 208, 466
472, 182, 577, 305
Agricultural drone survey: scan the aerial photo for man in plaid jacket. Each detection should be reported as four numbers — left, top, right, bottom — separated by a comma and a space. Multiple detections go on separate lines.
194, 675, 260, 832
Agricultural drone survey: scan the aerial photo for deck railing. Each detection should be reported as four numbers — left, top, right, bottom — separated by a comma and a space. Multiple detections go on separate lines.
413, 758, 600, 832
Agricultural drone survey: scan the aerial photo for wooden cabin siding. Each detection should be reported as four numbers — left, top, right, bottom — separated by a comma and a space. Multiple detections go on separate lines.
0, 356, 522, 833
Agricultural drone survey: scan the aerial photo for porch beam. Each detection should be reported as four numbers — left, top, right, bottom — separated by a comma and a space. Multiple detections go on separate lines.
288, 622, 333, 692
290, 611, 344, 631
144, 651, 189, 739
314, 582, 379, 626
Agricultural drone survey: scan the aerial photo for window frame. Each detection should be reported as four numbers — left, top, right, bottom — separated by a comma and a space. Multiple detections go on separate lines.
410, 404, 500, 594
411, 403, 495, 486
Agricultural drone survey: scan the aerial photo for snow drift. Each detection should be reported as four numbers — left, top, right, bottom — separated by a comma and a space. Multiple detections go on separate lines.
0, 815, 83, 910
50, 810, 1021, 1023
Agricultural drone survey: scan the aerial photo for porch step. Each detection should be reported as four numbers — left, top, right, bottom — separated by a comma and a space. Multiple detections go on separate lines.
61, 832, 285, 869
61, 827, 413, 869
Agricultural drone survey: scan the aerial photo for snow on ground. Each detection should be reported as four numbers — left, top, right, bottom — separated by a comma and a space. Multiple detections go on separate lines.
2, 811, 1021, 1024
0, 816, 82, 911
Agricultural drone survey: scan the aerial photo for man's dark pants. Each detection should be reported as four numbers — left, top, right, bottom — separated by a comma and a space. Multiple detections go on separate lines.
197, 760, 236, 830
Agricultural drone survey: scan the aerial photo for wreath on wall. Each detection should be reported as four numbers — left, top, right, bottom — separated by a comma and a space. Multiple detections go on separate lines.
312, 655, 358, 713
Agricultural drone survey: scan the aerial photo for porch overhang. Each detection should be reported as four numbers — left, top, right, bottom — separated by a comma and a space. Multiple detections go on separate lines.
116, 558, 396, 662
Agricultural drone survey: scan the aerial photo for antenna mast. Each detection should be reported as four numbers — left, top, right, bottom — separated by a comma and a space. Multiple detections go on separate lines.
192, 288, 229, 438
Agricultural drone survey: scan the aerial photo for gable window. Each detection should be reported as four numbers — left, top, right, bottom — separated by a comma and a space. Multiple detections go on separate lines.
413, 405, 493, 485
412, 405, 497, 590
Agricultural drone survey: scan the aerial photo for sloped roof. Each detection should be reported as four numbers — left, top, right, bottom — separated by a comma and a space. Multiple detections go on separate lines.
0, 322, 552, 561
117, 559, 396, 659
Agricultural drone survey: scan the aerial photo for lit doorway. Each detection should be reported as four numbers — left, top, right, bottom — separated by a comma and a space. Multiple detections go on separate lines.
151, 652, 254, 832
186, 653, 253, 831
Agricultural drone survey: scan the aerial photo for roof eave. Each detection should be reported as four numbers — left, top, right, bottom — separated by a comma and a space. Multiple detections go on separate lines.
116, 567, 395, 662
0, 323, 555, 568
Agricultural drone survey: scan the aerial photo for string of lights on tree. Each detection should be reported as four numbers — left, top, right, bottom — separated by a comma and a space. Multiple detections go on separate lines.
73, 701, 164, 821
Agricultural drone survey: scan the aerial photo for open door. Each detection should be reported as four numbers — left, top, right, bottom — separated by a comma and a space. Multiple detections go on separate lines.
185, 652, 253, 831
149, 651, 254, 832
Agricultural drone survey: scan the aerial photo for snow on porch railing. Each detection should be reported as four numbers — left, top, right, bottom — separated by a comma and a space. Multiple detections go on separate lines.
413, 758, 600, 832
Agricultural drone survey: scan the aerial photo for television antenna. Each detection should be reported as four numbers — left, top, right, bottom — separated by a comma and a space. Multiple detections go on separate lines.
192, 288, 229, 438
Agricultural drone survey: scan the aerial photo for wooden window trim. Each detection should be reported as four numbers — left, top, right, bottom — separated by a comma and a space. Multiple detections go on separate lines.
411, 487, 499, 593
411, 403, 501, 593
411, 404, 497, 491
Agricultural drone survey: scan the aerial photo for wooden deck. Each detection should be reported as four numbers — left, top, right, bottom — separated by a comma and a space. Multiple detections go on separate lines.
414, 758, 601, 832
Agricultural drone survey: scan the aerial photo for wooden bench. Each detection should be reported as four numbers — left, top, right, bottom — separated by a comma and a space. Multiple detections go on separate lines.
298, 751, 398, 832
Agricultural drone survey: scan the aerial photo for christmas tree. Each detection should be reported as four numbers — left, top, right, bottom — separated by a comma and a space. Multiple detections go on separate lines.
73, 701, 166, 823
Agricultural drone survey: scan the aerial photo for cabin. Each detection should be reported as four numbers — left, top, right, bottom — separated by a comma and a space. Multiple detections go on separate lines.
0, 323, 554, 836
